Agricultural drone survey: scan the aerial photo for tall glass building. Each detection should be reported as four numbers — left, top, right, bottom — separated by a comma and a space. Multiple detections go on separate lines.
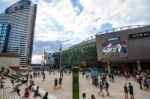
0, 0, 37, 65
0, 23, 11, 53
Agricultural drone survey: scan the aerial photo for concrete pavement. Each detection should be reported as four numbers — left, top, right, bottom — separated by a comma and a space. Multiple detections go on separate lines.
32, 72, 150, 99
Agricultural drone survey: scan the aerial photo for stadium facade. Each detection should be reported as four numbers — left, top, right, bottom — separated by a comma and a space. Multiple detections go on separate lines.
0, 0, 37, 65
96, 25, 150, 73
60, 25, 150, 73
62, 39, 98, 68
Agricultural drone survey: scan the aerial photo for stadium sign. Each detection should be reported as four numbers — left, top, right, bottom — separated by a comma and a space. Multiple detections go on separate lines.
129, 32, 150, 39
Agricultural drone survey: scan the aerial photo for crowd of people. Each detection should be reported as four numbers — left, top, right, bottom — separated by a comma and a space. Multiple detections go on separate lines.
135, 71, 150, 90
81, 69, 150, 99
9, 72, 49, 99
1, 67, 150, 99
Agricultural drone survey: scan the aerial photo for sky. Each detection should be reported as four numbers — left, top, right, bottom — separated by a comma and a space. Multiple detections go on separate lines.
0, 0, 150, 64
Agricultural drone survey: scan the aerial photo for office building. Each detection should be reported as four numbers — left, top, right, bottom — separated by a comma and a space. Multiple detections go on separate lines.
0, 0, 37, 65
0, 23, 11, 53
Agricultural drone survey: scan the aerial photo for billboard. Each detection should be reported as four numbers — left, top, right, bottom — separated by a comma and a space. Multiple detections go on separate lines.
44, 51, 55, 65
102, 41, 127, 54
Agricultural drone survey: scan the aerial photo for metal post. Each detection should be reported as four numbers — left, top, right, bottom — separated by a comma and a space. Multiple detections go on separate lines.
41, 56, 44, 72
59, 39, 71, 69
60, 43, 62, 69
107, 61, 111, 74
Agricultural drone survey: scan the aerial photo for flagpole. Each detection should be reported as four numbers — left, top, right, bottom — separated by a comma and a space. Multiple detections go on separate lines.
42, 50, 45, 73
59, 39, 71, 69
60, 43, 62, 69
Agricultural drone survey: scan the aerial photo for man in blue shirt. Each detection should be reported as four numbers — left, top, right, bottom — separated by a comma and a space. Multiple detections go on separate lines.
34, 86, 41, 97
128, 83, 134, 99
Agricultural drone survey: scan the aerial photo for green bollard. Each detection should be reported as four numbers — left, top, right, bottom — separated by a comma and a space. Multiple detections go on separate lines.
72, 67, 79, 99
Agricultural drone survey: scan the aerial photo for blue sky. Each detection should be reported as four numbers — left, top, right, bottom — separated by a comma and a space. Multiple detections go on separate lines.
0, 0, 150, 63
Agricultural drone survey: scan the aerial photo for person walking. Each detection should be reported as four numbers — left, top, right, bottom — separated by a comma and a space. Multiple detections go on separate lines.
11, 79, 14, 86
124, 84, 128, 99
42, 92, 48, 99
139, 76, 143, 89
125, 71, 128, 80
54, 78, 58, 89
91, 94, 96, 99
128, 83, 134, 99
22, 87, 30, 99
143, 77, 148, 89
60, 69, 63, 78
112, 74, 114, 83
98, 81, 104, 97
0, 76, 5, 88
30, 74, 32, 79
28, 79, 34, 91
13, 81, 21, 96
43, 72, 45, 81
59, 77, 62, 88
105, 81, 109, 96
82, 93, 87, 99
38, 72, 40, 77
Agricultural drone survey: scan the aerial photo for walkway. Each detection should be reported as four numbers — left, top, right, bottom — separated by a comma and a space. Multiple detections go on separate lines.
32, 71, 150, 99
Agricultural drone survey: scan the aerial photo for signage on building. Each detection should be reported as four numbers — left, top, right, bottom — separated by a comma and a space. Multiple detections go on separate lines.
129, 32, 150, 39
106, 37, 119, 41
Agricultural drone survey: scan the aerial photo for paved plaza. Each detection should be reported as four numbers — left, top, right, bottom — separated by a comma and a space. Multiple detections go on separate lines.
31, 71, 150, 99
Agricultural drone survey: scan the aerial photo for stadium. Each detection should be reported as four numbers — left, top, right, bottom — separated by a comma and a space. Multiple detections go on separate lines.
57, 25, 150, 73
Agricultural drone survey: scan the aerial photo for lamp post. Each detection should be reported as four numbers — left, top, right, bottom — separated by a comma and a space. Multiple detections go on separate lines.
59, 39, 71, 69
41, 56, 45, 72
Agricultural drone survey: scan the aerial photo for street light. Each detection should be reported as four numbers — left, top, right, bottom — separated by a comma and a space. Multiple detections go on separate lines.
59, 39, 71, 69
41, 55, 45, 72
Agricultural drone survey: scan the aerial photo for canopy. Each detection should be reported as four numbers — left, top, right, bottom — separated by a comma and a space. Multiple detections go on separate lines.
10, 66, 30, 72
18, 66, 30, 70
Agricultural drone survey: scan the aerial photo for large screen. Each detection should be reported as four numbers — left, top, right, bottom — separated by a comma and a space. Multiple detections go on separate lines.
102, 41, 127, 54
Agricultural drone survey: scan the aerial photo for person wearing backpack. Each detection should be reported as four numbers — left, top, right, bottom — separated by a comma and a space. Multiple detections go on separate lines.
98, 81, 104, 97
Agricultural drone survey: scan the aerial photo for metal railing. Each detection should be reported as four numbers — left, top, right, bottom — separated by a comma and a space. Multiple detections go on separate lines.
69, 25, 150, 49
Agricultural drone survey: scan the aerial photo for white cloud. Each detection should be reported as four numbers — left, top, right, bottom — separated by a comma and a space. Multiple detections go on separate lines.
32, 55, 42, 64
80, 0, 150, 26
0, 0, 20, 12
35, 0, 150, 41
34, 0, 97, 43
32, 0, 150, 63
2, 0, 149, 63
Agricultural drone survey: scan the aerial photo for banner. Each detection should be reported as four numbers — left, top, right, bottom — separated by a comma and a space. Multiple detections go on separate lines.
44, 51, 55, 65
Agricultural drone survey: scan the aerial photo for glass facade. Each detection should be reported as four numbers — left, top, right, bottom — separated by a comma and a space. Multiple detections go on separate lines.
0, 0, 37, 65
5, 0, 31, 13
0, 23, 11, 53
